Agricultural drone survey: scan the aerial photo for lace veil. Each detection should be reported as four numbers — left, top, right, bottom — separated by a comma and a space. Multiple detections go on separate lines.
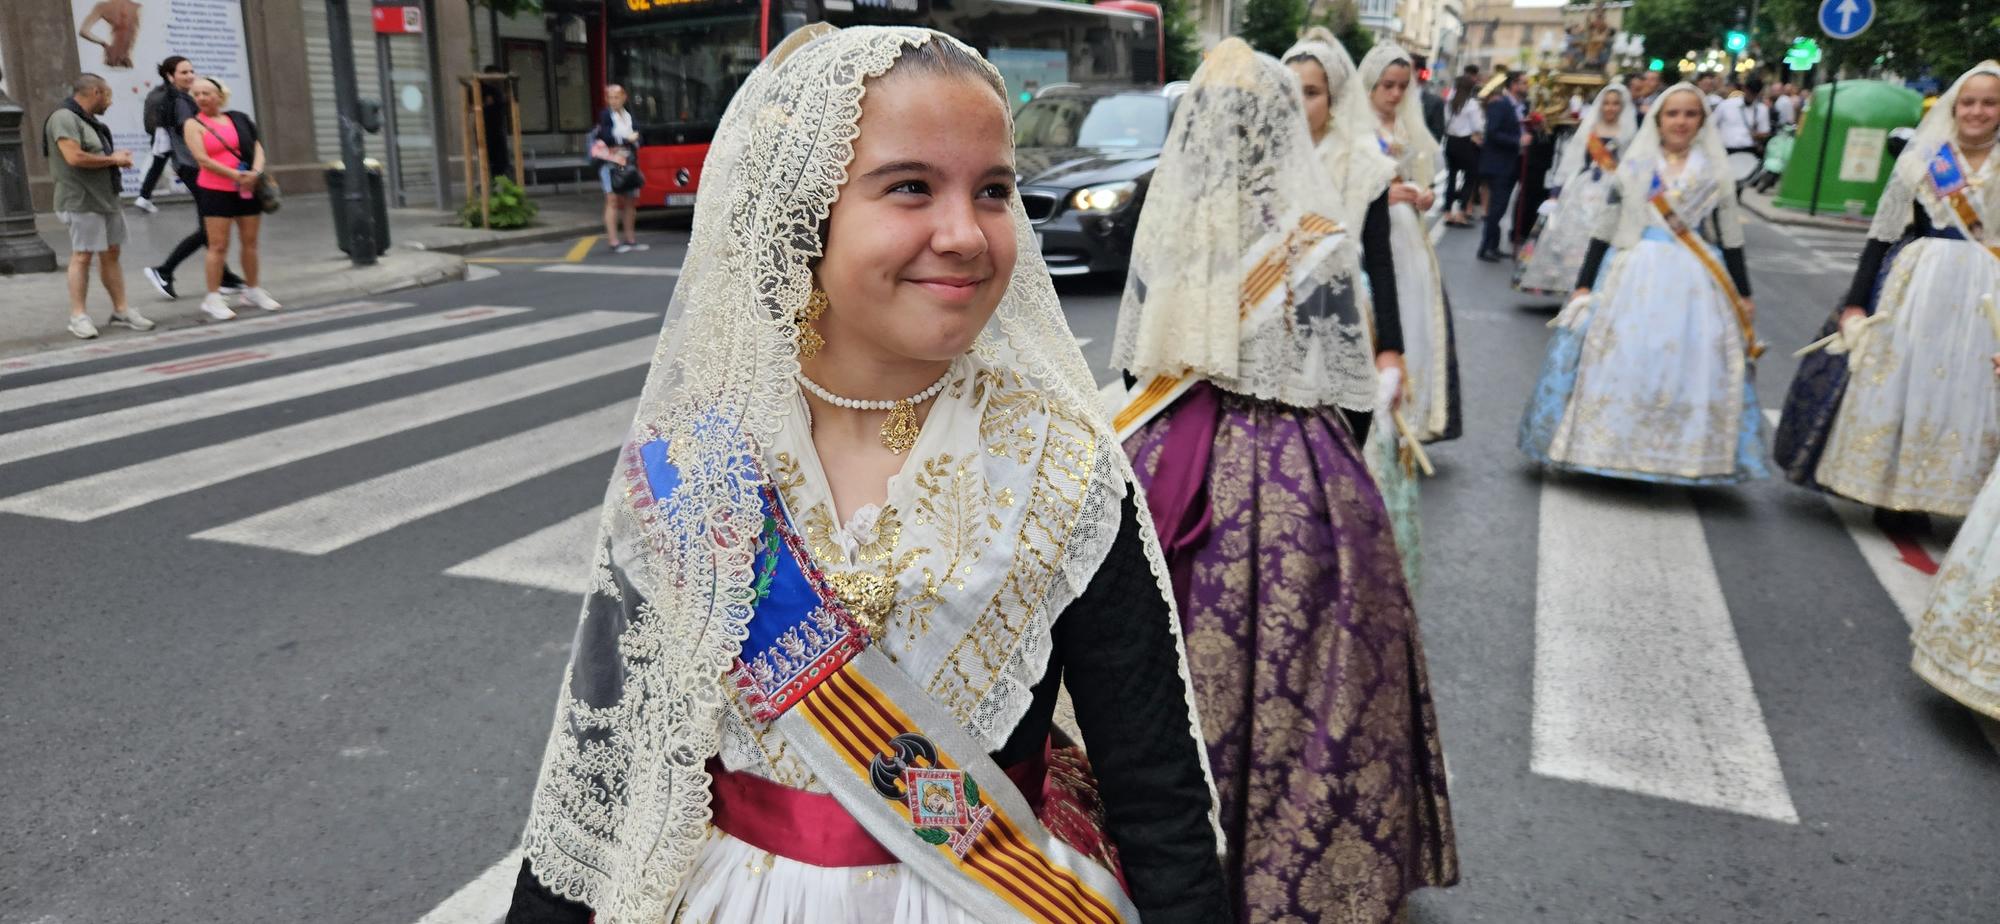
1552, 83, 1637, 184
1110, 38, 1376, 411
1285, 33, 1398, 229
1340, 42, 1441, 189
1867, 61, 2000, 243
517, 26, 1215, 923
1604, 82, 1744, 249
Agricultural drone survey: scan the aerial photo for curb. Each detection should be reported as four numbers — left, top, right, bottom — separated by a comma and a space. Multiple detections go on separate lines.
414, 219, 606, 255
0, 248, 466, 361
1740, 193, 1871, 232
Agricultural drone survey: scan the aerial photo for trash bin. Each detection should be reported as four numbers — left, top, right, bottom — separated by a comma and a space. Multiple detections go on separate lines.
325, 159, 391, 256
1774, 80, 1923, 217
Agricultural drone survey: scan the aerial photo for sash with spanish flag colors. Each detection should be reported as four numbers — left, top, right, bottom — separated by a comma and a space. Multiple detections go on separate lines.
1929, 142, 2000, 262
634, 441, 1138, 924
1646, 172, 1765, 358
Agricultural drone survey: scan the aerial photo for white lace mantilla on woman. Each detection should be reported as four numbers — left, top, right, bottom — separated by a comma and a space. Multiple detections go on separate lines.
1515, 84, 1637, 295
1110, 40, 1376, 413
1812, 62, 2000, 516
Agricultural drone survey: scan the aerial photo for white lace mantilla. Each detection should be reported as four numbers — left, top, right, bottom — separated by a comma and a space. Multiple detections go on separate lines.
1112, 38, 1377, 412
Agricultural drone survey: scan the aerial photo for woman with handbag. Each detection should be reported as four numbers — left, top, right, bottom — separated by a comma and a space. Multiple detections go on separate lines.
590, 85, 646, 254
182, 76, 280, 320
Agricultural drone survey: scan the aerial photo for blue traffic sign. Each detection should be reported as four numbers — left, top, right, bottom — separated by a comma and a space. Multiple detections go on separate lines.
1818, 0, 1873, 39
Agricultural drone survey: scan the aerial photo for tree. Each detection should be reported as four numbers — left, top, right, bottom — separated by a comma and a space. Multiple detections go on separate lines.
1759, 0, 1999, 84
1240, 0, 1308, 57
1161, 0, 1204, 80
1306, 0, 1374, 63
1622, 0, 1720, 65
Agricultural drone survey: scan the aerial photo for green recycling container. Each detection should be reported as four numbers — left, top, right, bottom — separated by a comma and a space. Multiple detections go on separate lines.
1774, 79, 1922, 217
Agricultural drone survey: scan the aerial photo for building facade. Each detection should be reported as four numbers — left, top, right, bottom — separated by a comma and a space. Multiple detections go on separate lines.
2, 0, 607, 212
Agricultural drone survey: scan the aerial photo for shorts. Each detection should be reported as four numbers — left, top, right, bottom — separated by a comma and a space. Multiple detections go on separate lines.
58, 209, 127, 252
193, 184, 262, 218
600, 163, 639, 198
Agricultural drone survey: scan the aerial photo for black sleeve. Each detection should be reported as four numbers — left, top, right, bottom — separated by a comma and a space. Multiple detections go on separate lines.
1362, 192, 1403, 355
1722, 247, 1752, 298
503, 859, 591, 924
1842, 238, 1895, 309
1575, 238, 1611, 291
1053, 495, 1231, 924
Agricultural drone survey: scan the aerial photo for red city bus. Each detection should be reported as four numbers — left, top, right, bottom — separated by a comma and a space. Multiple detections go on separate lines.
603, 0, 1164, 208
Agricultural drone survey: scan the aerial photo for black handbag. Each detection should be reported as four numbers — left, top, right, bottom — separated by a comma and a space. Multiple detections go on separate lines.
610, 161, 645, 194
193, 113, 281, 213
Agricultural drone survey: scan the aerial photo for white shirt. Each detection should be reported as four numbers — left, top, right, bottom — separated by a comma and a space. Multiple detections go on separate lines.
1445, 100, 1485, 137
1712, 95, 1767, 150
1774, 94, 1798, 127
609, 108, 637, 144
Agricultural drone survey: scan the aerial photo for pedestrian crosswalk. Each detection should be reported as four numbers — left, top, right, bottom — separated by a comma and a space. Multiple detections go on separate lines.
0, 300, 650, 596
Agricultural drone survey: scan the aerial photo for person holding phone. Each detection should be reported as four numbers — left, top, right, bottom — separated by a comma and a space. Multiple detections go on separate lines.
182, 76, 280, 320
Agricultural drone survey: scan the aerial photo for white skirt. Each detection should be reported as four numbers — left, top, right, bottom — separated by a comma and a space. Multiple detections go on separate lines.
1815, 236, 2000, 516
667, 829, 983, 924
1387, 202, 1453, 441
1546, 236, 1750, 480
1911, 462, 2000, 720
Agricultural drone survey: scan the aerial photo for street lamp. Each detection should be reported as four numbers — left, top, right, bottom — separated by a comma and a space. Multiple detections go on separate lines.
0, 65, 60, 274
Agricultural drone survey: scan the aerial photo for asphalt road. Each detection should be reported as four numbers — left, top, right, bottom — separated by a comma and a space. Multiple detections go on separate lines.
2, 211, 1995, 924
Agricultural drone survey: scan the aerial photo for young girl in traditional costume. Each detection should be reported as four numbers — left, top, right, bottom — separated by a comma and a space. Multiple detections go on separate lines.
1519, 83, 1770, 485
1112, 38, 1457, 924
1348, 43, 1462, 444
504, 26, 1228, 924
1513, 84, 1638, 296
1281, 32, 1425, 588
1775, 62, 2000, 517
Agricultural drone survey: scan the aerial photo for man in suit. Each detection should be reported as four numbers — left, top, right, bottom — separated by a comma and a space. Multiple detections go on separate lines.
1477, 71, 1530, 261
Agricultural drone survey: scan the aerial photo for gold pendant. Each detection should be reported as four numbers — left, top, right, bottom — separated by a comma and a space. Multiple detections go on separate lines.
828, 571, 896, 639
880, 399, 919, 454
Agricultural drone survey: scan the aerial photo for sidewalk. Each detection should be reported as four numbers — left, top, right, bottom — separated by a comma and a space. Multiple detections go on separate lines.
0, 189, 610, 359
1739, 187, 1872, 232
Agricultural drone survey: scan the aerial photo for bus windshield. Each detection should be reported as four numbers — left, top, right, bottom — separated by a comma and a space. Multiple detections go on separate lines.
608, 14, 760, 140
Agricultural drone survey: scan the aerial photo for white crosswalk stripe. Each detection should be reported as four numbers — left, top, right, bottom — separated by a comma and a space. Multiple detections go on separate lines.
0, 310, 645, 468
443, 507, 600, 594
191, 401, 633, 554
0, 306, 527, 415
0, 341, 649, 521
1533, 480, 1800, 823
0, 300, 413, 375
536, 263, 681, 277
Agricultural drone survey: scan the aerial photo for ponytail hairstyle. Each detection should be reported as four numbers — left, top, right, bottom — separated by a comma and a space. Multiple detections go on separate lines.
157, 55, 190, 82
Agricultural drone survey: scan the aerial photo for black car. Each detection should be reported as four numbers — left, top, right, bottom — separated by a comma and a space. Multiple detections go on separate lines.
1013, 84, 1186, 277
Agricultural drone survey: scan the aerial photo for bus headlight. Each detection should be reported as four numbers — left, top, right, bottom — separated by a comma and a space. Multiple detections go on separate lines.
1069, 181, 1137, 214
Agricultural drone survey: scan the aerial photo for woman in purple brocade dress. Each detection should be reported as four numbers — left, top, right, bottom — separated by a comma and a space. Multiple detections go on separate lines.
1109, 38, 1458, 924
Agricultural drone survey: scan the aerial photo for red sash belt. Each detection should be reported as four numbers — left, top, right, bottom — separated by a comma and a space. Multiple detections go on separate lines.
706, 747, 1048, 868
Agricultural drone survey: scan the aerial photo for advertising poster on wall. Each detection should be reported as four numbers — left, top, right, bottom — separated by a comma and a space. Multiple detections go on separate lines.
71, 0, 258, 196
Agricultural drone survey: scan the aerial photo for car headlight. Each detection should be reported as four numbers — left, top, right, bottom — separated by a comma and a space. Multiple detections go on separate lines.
1069, 181, 1137, 214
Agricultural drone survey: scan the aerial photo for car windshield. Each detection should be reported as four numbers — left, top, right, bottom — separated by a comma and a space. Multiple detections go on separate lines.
1014, 94, 1169, 148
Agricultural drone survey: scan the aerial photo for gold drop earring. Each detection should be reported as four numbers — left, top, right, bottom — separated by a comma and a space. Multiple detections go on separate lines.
797, 287, 827, 359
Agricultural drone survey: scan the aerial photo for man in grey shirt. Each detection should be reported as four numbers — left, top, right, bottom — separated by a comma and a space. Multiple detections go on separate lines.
45, 73, 154, 339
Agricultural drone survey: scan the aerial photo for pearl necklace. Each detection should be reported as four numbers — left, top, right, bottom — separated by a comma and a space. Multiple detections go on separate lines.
797, 366, 953, 455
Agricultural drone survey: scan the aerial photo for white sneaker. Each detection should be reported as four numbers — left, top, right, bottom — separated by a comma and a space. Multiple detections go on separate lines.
68, 314, 99, 339
240, 287, 282, 312
199, 292, 237, 320
107, 308, 157, 331
132, 196, 159, 214
626, 241, 650, 252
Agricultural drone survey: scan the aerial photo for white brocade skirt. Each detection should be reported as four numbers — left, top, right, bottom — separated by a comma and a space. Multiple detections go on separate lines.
1388, 203, 1454, 441
1912, 465, 2000, 720
1814, 236, 2000, 516
668, 829, 983, 924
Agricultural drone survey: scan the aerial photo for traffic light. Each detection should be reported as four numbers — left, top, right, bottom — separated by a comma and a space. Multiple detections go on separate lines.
1724, 30, 1749, 53
1649, 58, 1666, 71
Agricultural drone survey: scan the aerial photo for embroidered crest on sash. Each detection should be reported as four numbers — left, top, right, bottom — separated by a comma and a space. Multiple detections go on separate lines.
869, 732, 995, 859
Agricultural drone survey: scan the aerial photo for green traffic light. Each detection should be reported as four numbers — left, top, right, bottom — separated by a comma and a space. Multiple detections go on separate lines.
1019, 91, 1032, 102
1724, 30, 1748, 53
1649, 58, 1665, 71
